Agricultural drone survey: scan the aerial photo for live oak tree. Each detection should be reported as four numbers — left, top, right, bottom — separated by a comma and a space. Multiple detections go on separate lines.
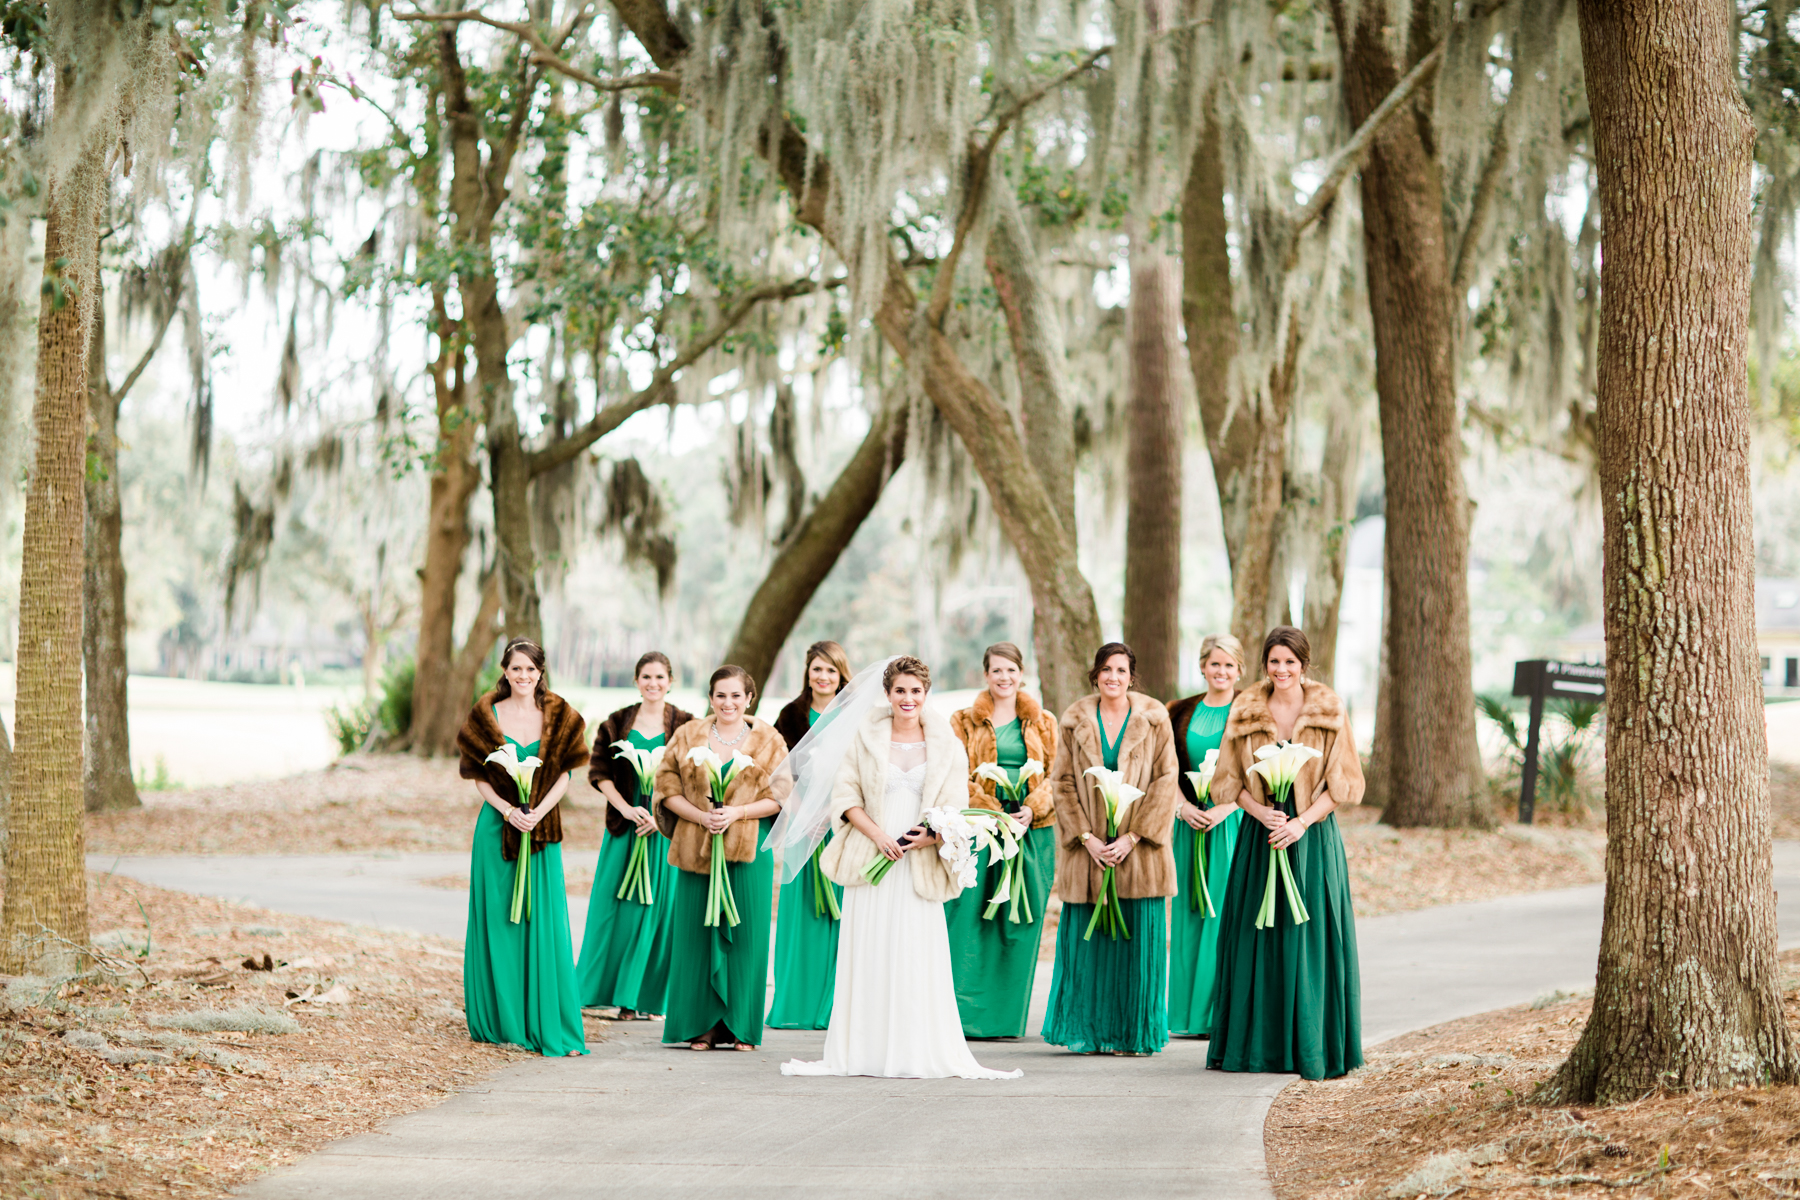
1543, 0, 1800, 1102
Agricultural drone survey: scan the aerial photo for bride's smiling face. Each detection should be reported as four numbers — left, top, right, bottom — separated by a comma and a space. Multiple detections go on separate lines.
887, 674, 927, 721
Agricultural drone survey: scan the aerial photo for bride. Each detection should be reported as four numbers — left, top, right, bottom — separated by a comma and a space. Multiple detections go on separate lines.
776, 656, 1022, 1080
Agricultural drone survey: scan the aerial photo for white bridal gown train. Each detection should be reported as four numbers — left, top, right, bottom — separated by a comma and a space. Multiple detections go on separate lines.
781, 756, 1022, 1080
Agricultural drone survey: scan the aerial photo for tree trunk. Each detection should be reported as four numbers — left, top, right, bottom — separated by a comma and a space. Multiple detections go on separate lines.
409, 292, 483, 757
1123, 235, 1183, 699
1544, 0, 1799, 1102
722, 396, 908, 688
82, 288, 139, 813
3, 166, 99, 973
449, 570, 503, 711
1332, 0, 1485, 827
0, 714, 11, 861
1180, 105, 1293, 667
1296, 388, 1366, 687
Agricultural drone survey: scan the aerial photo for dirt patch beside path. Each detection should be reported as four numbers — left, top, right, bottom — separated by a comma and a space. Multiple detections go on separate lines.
1266, 949, 1800, 1200
0, 872, 611, 1199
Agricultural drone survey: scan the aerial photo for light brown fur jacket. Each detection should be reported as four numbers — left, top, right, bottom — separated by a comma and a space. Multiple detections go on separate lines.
949, 689, 1058, 828
651, 718, 789, 875
816, 706, 969, 903
1049, 692, 1180, 903
1209, 679, 1364, 817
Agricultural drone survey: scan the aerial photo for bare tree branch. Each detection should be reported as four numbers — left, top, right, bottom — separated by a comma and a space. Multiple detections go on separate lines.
527, 275, 845, 478
115, 194, 204, 403
396, 10, 680, 95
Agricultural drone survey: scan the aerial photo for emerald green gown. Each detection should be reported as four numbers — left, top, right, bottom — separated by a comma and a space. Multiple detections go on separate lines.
662, 815, 777, 1046
464, 735, 588, 1057
1206, 796, 1362, 1080
575, 728, 675, 1014
945, 717, 1055, 1038
1041, 708, 1169, 1056
768, 708, 844, 1030
1169, 700, 1241, 1037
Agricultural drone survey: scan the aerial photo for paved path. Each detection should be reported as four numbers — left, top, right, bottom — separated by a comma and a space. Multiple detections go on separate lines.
94, 842, 1800, 1200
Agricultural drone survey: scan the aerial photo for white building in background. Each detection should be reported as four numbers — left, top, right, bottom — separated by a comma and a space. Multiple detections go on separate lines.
1560, 578, 1800, 694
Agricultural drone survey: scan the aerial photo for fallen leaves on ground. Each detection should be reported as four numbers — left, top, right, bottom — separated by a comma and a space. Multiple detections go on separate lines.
0, 873, 612, 1199
1266, 949, 1800, 1200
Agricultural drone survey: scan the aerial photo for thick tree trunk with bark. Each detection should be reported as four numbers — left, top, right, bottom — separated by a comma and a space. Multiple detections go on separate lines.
1545, 0, 1799, 1102
4, 171, 99, 973
1332, 0, 1484, 827
1297, 388, 1366, 687
1123, 236, 1183, 699
722, 398, 908, 689
82, 292, 139, 813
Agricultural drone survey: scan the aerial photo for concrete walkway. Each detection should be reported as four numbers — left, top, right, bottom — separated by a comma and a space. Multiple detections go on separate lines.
93, 842, 1800, 1200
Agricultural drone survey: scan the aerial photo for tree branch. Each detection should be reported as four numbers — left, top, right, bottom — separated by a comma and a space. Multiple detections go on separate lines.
527, 275, 844, 478
115, 195, 203, 403
396, 10, 680, 95
926, 46, 1111, 328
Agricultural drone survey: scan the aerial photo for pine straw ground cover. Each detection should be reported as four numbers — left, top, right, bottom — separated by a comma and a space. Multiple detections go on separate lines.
0, 872, 611, 1199
1266, 948, 1800, 1200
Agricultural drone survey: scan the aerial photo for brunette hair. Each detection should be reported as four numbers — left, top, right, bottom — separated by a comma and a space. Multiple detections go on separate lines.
493, 638, 549, 708
634, 650, 673, 680
883, 655, 933, 692
981, 641, 1026, 674
1198, 633, 1247, 678
708, 664, 758, 707
793, 640, 853, 707
1087, 641, 1138, 689
1261, 625, 1312, 673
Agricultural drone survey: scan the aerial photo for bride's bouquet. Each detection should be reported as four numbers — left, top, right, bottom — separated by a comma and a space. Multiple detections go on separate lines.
1247, 741, 1322, 928
863, 806, 997, 891
484, 742, 543, 924
686, 746, 756, 927
610, 740, 666, 906
1081, 766, 1144, 940
1182, 749, 1221, 918
972, 762, 1041, 923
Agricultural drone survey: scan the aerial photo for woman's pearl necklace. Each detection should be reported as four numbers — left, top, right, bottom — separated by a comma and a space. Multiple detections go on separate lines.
711, 720, 749, 747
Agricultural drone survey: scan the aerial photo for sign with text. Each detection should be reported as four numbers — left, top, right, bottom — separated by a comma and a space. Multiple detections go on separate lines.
1509, 660, 1607, 824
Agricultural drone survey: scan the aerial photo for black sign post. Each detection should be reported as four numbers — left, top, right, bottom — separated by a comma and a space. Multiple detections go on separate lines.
1510, 660, 1607, 824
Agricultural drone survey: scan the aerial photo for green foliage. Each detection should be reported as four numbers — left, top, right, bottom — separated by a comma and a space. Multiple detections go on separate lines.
1476, 694, 1605, 816
378, 655, 415, 741
325, 699, 377, 756
132, 756, 182, 792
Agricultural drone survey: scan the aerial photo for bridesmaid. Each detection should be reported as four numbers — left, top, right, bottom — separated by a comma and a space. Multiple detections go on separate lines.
576, 651, 694, 1020
946, 641, 1058, 1038
767, 641, 853, 1030
654, 665, 789, 1051
1207, 625, 1364, 1080
456, 638, 590, 1057
1165, 634, 1246, 1038
1041, 642, 1179, 1056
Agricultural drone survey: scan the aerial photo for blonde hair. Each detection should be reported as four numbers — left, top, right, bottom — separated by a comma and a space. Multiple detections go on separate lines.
1198, 633, 1247, 677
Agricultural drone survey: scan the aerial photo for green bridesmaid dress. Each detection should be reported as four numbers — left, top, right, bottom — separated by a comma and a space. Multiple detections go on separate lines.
464, 735, 588, 1057
945, 717, 1055, 1038
575, 728, 676, 1015
662, 815, 778, 1046
1042, 710, 1169, 1056
1169, 700, 1241, 1037
1205, 798, 1362, 1080
768, 708, 844, 1030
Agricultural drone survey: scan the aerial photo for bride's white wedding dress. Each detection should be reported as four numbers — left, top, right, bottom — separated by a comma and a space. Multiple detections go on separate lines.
781, 750, 1022, 1080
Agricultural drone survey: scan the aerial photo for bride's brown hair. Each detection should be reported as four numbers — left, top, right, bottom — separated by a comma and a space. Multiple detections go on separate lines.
883, 656, 932, 692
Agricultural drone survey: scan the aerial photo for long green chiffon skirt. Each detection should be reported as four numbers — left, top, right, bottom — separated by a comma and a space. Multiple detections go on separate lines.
766, 841, 843, 1030
1169, 809, 1244, 1036
1041, 894, 1169, 1055
944, 824, 1055, 1037
463, 804, 588, 1056
1206, 806, 1362, 1080
574, 826, 676, 1013
662, 818, 776, 1046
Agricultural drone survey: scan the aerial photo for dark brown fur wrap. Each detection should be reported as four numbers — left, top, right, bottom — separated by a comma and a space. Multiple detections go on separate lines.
588, 702, 696, 837
456, 692, 590, 861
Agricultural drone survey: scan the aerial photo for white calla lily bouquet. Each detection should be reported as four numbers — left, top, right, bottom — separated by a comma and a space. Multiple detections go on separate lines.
484, 742, 543, 924
863, 806, 999, 892
687, 746, 756, 927
610, 740, 666, 906
1081, 766, 1143, 940
1182, 748, 1221, 918
971, 761, 1040, 922
1246, 741, 1323, 928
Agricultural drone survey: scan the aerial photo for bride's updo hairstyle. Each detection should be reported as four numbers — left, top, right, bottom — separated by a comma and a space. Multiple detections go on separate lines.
883, 656, 932, 692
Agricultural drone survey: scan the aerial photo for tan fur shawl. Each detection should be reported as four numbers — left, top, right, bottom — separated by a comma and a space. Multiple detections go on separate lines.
651, 718, 789, 875
1049, 692, 1180, 902
456, 693, 590, 861
816, 706, 968, 903
1210, 679, 1364, 817
948, 689, 1057, 828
